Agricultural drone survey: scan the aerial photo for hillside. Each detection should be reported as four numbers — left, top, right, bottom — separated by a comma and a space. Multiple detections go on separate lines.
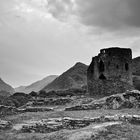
43, 62, 88, 92
15, 75, 58, 93
0, 78, 14, 94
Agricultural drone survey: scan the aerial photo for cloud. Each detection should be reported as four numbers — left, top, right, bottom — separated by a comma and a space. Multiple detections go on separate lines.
76, 0, 140, 30
47, 0, 140, 32
130, 37, 140, 54
47, 0, 74, 21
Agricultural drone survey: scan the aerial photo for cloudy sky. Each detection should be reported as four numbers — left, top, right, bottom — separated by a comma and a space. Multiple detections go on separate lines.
0, 0, 140, 87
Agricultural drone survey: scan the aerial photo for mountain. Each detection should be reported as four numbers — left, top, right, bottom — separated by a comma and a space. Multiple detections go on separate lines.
0, 78, 14, 94
15, 86, 26, 93
43, 62, 88, 92
15, 75, 58, 93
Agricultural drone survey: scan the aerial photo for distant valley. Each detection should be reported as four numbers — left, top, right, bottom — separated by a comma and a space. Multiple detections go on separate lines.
15, 75, 58, 94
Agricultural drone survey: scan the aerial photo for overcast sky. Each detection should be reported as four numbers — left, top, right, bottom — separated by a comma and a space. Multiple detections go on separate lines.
1, 0, 140, 87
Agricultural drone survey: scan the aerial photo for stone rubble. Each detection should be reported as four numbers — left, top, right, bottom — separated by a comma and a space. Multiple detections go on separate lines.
0, 105, 17, 116
65, 90, 140, 111
17, 107, 53, 113
0, 120, 12, 130
11, 114, 140, 133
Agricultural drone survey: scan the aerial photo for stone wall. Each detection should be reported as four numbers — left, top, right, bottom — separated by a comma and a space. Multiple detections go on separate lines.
87, 47, 134, 97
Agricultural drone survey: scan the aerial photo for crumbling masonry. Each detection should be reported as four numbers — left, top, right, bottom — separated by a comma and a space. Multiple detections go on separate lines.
87, 47, 134, 97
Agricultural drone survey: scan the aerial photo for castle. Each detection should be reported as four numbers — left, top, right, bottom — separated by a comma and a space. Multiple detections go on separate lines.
87, 47, 134, 97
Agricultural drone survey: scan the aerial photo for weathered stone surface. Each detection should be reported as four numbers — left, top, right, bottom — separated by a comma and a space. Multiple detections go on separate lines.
65, 90, 140, 110
0, 105, 17, 116
17, 107, 53, 113
13, 114, 140, 133
32, 98, 72, 106
87, 47, 134, 97
0, 120, 12, 130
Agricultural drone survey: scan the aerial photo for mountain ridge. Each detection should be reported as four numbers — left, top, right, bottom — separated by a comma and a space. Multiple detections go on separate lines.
15, 75, 58, 93
0, 78, 14, 94
43, 62, 88, 92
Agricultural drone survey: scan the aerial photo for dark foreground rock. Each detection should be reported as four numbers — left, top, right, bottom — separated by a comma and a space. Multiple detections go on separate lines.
0, 120, 12, 130
0, 105, 17, 116
65, 90, 140, 111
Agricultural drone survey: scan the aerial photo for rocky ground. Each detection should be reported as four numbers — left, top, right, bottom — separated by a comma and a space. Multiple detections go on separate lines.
1, 109, 140, 140
66, 90, 140, 111
1, 90, 140, 140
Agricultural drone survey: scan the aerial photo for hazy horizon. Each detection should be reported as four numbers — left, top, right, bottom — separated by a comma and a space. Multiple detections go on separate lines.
1, 0, 140, 87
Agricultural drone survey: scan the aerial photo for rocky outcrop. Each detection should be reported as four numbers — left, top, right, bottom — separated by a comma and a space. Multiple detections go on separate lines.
65, 90, 140, 111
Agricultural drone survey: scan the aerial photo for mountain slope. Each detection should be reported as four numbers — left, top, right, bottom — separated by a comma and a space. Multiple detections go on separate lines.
43, 62, 88, 92
0, 78, 14, 94
15, 86, 26, 93
15, 75, 58, 93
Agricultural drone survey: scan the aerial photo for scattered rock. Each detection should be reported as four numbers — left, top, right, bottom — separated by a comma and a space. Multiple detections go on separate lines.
65, 90, 140, 111
32, 98, 72, 106
17, 107, 53, 113
0, 120, 12, 130
0, 105, 17, 116
13, 114, 140, 133
20, 119, 63, 133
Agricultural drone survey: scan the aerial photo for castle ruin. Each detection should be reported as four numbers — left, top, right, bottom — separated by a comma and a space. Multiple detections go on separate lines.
87, 47, 134, 97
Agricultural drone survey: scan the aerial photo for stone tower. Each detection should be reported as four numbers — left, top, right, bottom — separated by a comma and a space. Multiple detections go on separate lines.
87, 47, 134, 97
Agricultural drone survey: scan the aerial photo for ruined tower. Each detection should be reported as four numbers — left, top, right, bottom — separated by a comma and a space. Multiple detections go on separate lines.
87, 47, 134, 97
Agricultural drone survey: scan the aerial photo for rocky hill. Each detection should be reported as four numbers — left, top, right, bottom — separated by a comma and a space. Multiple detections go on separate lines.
43, 62, 88, 92
0, 78, 14, 94
1, 92, 32, 108
0, 91, 11, 98
15, 75, 58, 93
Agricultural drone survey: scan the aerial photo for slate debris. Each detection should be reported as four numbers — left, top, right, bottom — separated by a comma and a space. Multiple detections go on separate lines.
0, 120, 12, 130
19, 114, 140, 133
65, 90, 140, 111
